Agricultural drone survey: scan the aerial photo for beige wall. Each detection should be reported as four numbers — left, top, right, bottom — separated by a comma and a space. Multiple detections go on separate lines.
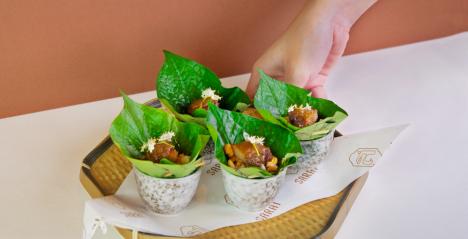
1, 0, 467, 118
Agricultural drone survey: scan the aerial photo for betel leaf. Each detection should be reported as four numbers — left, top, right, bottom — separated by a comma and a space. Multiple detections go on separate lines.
159, 98, 206, 126
156, 50, 251, 125
254, 70, 348, 140
206, 104, 302, 179
109, 92, 210, 178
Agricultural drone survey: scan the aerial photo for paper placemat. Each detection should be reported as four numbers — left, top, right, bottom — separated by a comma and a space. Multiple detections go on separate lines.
83, 125, 406, 238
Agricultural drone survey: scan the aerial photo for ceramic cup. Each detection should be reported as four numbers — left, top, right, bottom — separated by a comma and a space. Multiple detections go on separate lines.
221, 168, 286, 212
295, 130, 335, 170
134, 167, 201, 215
201, 139, 215, 164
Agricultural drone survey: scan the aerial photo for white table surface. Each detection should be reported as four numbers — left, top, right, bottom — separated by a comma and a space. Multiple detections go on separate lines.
1, 32, 467, 239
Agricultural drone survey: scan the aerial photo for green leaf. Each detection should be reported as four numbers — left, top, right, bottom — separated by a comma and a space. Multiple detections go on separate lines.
254, 70, 308, 117
278, 116, 301, 131
128, 158, 204, 178
156, 50, 250, 125
256, 109, 284, 126
254, 70, 348, 140
192, 109, 208, 118
218, 87, 251, 111
233, 102, 249, 112
159, 98, 206, 126
294, 112, 347, 140
159, 158, 176, 165
219, 163, 273, 178
109, 92, 209, 178
206, 104, 302, 179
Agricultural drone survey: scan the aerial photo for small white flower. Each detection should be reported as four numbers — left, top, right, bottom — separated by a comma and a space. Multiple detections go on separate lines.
243, 132, 265, 145
140, 138, 157, 153
288, 104, 298, 113
307, 92, 312, 97
302, 103, 312, 110
140, 131, 175, 153
287, 103, 312, 112
201, 88, 222, 101
158, 131, 175, 142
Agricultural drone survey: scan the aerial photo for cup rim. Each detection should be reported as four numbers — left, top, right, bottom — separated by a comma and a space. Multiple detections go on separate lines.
134, 166, 201, 181
299, 129, 335, 142
220, 165, 286, 182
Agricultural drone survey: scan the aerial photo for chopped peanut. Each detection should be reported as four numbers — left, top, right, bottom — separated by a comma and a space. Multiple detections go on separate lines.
266, 163, 278, 173
224, 144, 234, 158
235, 159, 243, 168
266, 157, 279, 173
177, 154, 190, 164
270, 157, 278, 165
228, 159, 236, 168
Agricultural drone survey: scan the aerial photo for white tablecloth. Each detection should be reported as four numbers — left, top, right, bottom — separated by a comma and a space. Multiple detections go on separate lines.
0, 32, 467, 239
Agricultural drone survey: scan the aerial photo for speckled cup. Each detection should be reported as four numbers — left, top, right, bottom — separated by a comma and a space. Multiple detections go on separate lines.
201, 139, 215, 164
221, 168, 286, 212
295, 130, 334, 170
134, 168, 201, 215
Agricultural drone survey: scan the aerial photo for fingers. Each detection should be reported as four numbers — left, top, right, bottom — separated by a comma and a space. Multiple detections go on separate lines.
305, 23, 350, 98
246, 47, 283, 99
310, 85, 327, 98
305, 74, 328, 98
284, 65, 310, 89
318, 23, 350, 76
245, 68, 260, 100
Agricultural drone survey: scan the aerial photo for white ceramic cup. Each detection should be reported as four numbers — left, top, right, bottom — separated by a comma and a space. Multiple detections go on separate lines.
221, 168, 286, 212
134, 167, 201, 215
295, 130, 335, 170
201, 139, 215, 164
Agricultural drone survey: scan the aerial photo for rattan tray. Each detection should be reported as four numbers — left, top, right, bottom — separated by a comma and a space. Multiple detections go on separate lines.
79, 99, 368, 239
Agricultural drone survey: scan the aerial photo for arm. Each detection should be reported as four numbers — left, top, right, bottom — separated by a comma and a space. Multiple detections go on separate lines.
246, 0, 377, 98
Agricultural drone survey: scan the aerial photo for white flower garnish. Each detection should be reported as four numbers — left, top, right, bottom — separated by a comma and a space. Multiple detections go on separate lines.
140, 131, 175, 153
243, 132, 265, 145
288, 104, 298, 113
307, 92, 312, 97
201, 88, 222, 101
158, 131, 175, 142
287, 103, 312, 112
140, 138, 157, 153
302, 103, 312, 110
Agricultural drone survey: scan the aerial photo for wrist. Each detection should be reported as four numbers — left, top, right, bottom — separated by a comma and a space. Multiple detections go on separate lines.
301, 0, 377, 29
333, 0, 378, 28
301, 0, 340, 24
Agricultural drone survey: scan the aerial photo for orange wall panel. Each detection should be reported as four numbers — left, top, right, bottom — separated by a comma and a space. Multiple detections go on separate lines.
1, 0, 467, 118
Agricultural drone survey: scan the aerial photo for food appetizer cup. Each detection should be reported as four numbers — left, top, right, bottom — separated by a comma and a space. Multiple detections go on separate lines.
134, 166, 202, 215
206, 104, 302, 212
298, 130, 335, 169
109, 93, 210, 215
221, 167, 287, 212
156, 50, 251, 126
253, 70, 347, 170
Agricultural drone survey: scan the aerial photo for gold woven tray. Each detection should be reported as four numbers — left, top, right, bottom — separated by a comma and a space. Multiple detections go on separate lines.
79, 99, 368, 239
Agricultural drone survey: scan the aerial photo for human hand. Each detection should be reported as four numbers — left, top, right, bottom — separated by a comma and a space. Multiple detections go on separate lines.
246, 0, 376, 99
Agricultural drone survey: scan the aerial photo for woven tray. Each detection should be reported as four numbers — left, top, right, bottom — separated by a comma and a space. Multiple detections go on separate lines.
79, 99, 368, 239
